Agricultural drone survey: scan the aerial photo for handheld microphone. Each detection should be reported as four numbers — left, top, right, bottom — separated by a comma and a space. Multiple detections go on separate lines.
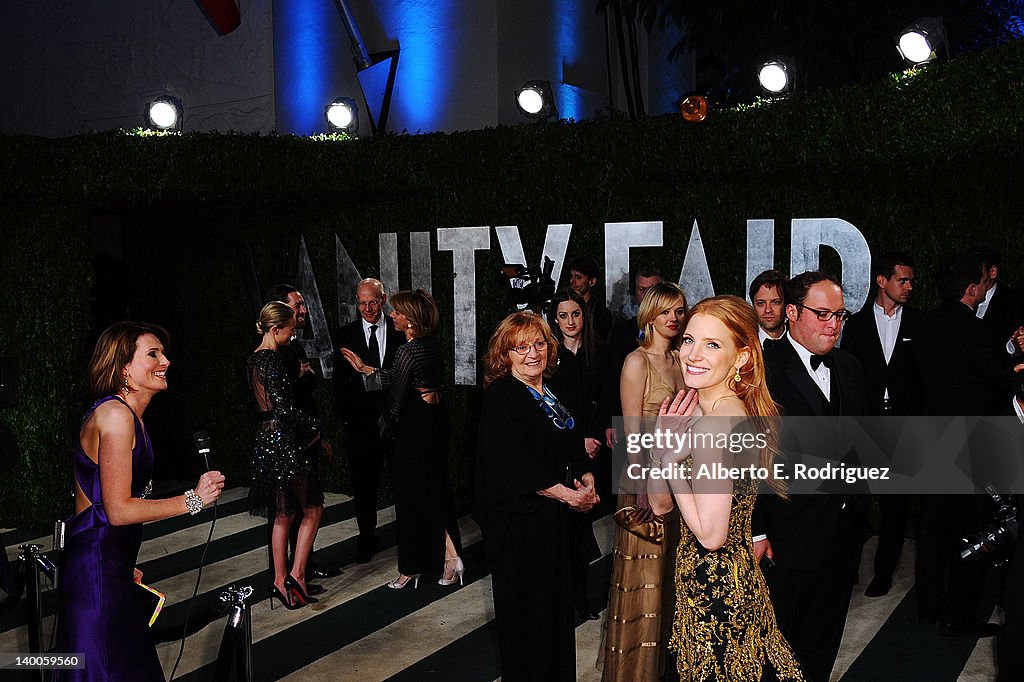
192, 431, 212, 472
172, 430, 219, 681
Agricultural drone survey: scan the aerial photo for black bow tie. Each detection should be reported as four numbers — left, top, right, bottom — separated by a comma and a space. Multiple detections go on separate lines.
762, 337, 783, 351
810, 354, 834, 370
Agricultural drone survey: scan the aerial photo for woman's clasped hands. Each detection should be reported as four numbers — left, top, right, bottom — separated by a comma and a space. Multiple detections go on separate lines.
564, 474, 599, 513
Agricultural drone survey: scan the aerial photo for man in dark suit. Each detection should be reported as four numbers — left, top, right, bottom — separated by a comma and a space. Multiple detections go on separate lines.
267, 284, 337, 581
753, 271, 868, 682
913, 251, 1008, 637
749, 269, 789, 349
839, 252, 921, 597
566, 255, 613, 342
973, 247, 1024, 348
332, 278, 406, 563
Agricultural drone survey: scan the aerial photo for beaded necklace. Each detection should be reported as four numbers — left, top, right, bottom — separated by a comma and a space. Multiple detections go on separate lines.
525, 384, 575, 430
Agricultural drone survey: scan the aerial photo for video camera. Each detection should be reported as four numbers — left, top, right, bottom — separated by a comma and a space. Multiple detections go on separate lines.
499, 257, 557, 313
960, 485, 1019, 566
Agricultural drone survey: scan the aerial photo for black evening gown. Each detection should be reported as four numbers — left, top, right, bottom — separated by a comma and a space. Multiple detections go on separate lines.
475, 373, 591, 681
548, 344, 604, 605
382, 336, 460, 575
246, 348, 321, 517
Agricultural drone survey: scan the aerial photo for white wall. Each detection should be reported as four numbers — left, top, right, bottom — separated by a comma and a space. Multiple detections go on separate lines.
0, 0, 689, 137
0, 0, 275, 136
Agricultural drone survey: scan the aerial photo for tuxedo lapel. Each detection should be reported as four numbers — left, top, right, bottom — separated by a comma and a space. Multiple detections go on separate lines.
786, 353, 830, 416
865, 315, 886, 369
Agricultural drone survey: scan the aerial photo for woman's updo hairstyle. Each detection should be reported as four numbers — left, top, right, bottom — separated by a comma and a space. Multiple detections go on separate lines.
256, 301, 295, 335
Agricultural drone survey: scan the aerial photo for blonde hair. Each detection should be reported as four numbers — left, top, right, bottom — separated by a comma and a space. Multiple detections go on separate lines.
637, 281, 688, 350
88, 322, 169, 398
482, 312, 559, 388
256, 301, 295, 335
685, 295, 785, 495
391, 289, 440, 337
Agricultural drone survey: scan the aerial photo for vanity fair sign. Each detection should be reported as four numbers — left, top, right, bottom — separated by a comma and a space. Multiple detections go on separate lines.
282, 217, 870, 384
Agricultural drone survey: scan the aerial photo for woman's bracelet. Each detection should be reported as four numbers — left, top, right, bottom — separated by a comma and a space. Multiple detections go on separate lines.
184, 489, 203, 515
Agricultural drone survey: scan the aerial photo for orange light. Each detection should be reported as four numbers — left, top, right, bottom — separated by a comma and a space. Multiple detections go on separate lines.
679, 94, 709, 122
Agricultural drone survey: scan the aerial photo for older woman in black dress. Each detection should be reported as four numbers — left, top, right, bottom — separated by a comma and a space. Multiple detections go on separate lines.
341, 289, 462, 589
476, 311, 599, 680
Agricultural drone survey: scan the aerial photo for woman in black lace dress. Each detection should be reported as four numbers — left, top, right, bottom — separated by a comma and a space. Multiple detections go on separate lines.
248, 301, 323, 609
340, 289, 462, 589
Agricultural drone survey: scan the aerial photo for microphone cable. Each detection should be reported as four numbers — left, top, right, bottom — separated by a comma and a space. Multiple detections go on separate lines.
169, 431, 219, 681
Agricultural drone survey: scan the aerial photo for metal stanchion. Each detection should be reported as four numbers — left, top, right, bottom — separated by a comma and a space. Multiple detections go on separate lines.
212, 585, 254, 682
18, 544, 56, 682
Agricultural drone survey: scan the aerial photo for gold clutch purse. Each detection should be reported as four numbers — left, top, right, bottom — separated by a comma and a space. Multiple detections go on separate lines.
613, 505, 665, 544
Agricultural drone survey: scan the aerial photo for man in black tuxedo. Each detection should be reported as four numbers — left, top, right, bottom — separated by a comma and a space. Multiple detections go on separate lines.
913, 251, 1008, 637
332, 278, 406, 563
753, 271, 868, 682
839, 252, 920, 597
267, 284, 337, 580
749, 269, 789, 349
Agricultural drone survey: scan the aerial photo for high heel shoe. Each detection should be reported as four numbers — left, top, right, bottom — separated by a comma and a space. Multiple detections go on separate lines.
438, 557, 465, 586
269, 585, 304, 610
387, 574, 421, 590
284, 575, 319, 605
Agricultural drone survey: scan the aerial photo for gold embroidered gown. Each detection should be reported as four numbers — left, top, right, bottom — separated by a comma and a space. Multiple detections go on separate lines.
600, 353, 681, 681
671, 471, 805, 681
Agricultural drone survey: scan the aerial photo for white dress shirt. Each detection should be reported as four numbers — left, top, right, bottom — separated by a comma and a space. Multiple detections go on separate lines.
873, 302, 902, 399
976, 282, 996, 319
758, 327, 787, 347
788, 334, 831, 401
361, 317, 387, 366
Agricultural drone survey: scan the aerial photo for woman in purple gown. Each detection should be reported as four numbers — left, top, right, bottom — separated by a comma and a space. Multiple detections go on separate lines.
54, 322, 225, 682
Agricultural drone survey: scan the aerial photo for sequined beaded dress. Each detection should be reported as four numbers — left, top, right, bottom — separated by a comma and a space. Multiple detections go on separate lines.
600, 352, 681, 681
247, 348, 322, 517
671, 466, 804, 681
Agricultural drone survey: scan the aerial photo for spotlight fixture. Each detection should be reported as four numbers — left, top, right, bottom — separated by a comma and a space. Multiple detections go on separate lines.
515, 80, 558, 120
897, 17, 947, 66
325, 97, 359, 134
145, 96, 183, 131
757, 58, 794, 96
679, 93, 709, 123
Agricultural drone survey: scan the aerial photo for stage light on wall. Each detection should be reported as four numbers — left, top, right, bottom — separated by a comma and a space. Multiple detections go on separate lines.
515, 81, 558, 120
325, 97, 359, 134
757, 59, 794, 96
145, 96, 183, 131
897, 17, 946, 66
679, 93, 709, 123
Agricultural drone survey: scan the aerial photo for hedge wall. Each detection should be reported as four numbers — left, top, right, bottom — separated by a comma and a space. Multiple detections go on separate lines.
1, 39, 1023, 528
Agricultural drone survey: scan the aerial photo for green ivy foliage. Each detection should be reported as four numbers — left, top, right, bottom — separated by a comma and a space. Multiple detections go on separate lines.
1, 40, 1023, 527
